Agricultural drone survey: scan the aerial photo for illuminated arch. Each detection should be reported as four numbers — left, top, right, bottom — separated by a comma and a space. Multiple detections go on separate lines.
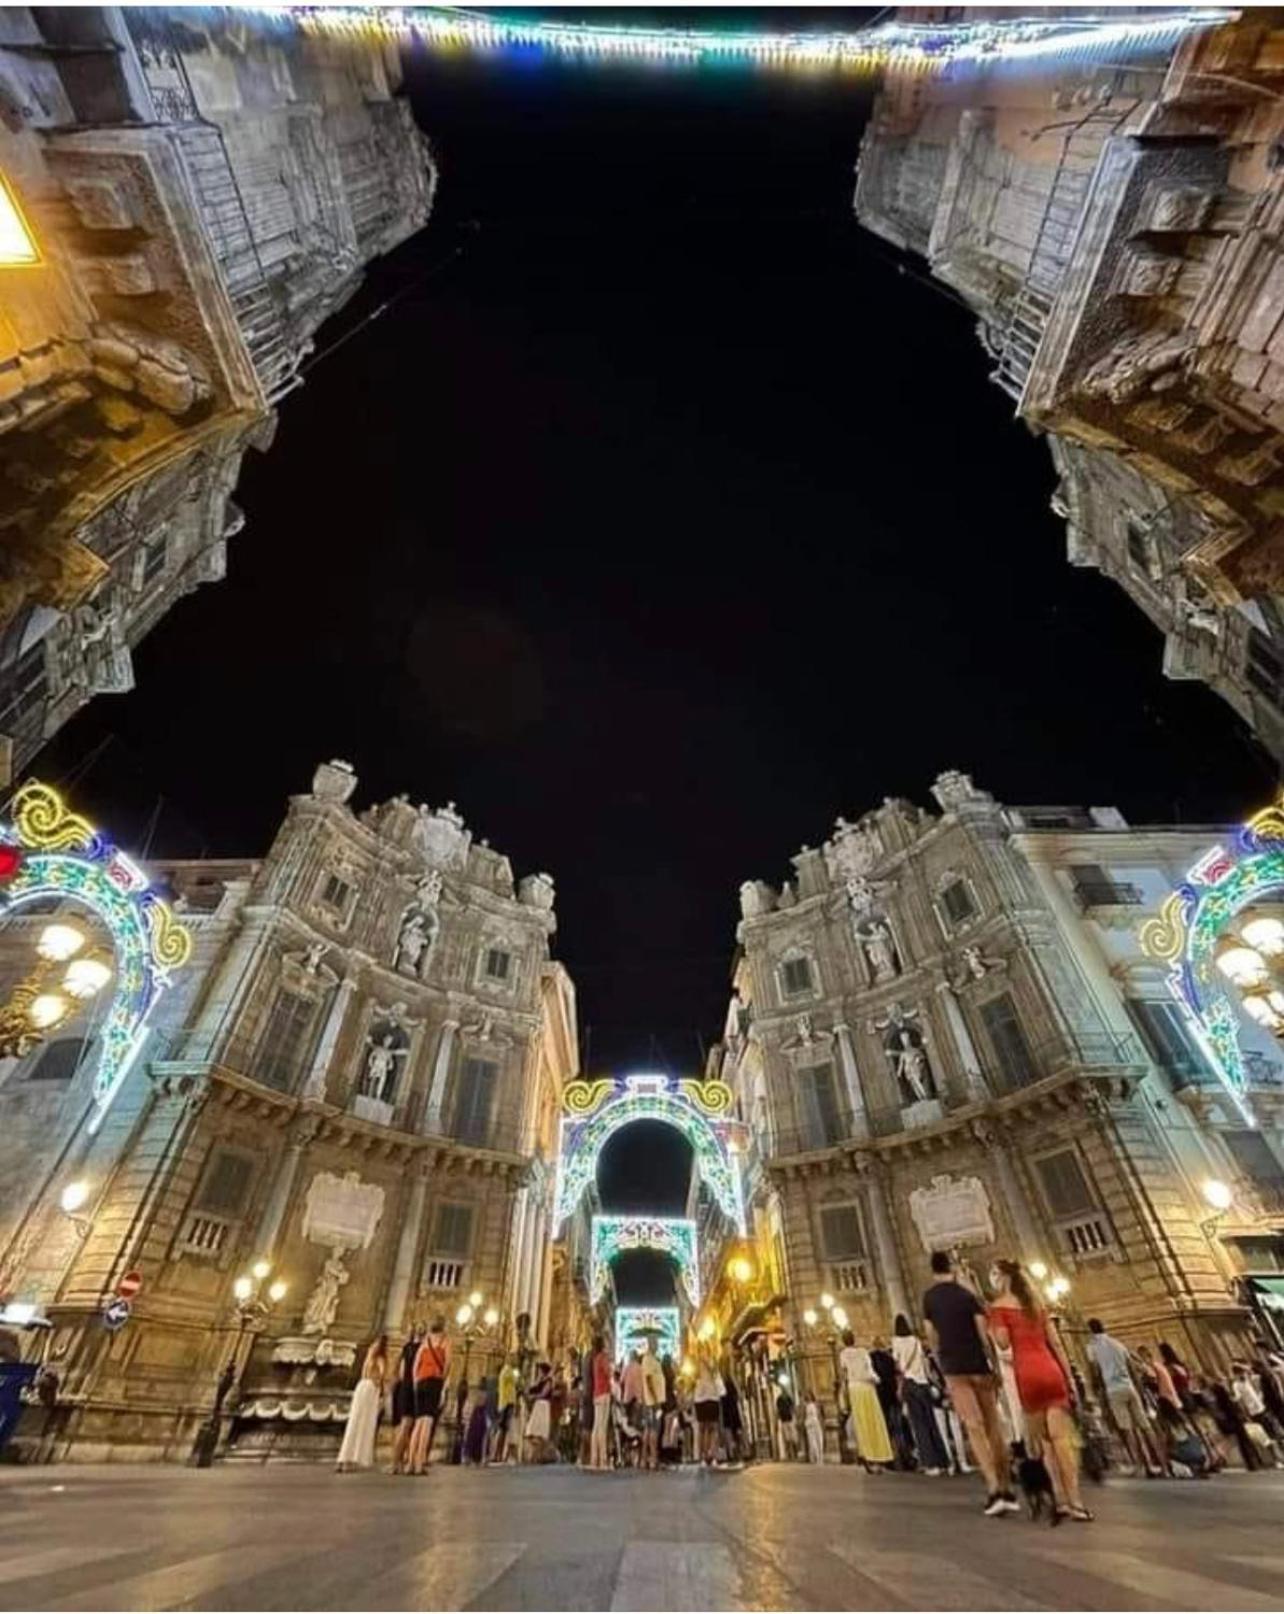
1139, 797, 1284, 1127
591, 1215, 700, 1308
0, 782, 191, 1132
615, 1306, 681, 1363
554, 1073, 745, 1235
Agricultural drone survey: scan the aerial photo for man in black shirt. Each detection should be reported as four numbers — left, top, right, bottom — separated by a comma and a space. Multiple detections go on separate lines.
922, 1250, 1015, 1516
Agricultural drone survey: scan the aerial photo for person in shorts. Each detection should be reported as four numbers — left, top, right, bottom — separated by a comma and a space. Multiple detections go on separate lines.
922, 1250, 1016, 1517
640, 1341, 666, 1469
1087, 1318, 1165, 1476
407, 1315, 451, 1474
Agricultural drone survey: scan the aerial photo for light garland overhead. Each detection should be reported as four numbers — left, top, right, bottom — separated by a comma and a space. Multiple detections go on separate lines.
271, 6, 1233, 75
615, 1305, 681, 1363
591, 1215, 701, 1309
0, 782, 191, 1132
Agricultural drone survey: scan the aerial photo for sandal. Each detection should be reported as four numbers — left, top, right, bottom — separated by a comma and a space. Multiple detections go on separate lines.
1067, 1506, 1095, 1522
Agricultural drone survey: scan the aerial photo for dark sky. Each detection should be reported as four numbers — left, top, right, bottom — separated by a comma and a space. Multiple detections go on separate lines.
36, 15, 1278, 1300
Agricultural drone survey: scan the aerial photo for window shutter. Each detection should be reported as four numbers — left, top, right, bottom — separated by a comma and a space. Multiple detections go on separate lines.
821, 1204, 865, 1260
979, 994, 1034, 1090
1034, 1150, 1096, 1219
27, 1036, 94, 1082
453, 1057, 498, 1145
800, 1063, 841, 1147
941, 881, 975, 924
782, 958, 812, 997
1224, 1130, 1284, 1188
256, 989, 316, 1090
196, 1150, 255, 1216
1127, 1000, 1204, 1079
432, 1202, 474, 1256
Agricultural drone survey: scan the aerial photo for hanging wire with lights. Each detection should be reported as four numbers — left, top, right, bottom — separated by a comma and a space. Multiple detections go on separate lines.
255, 7, 1233, 77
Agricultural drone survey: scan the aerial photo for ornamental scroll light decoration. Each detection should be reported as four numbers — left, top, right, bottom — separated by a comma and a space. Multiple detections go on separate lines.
0, 781, 192, 1133
554, 1073, 745, 1235
614, 1305, 681, 1363
591, 1215, 701, 1309
1138, 795, 1284, 1126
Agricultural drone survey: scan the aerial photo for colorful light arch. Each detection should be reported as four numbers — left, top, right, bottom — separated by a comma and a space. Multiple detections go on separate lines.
1139, 796, 1284, 1126
615, 1306, 681, 1364
0, 782, 192, 1132
591, 1215, 700, 1309
554, 1073, 745, 1235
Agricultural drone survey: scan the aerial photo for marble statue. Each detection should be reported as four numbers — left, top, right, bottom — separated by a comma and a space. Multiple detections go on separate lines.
361, 1033, 404, 1102
892, 1030, 933, 1105
859, 918, 899, 982
395, 910, 429, 975
301, 1250, 350, 1336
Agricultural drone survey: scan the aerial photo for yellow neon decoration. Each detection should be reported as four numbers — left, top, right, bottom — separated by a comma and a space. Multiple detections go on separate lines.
147, 899, 193, 970
12, 781, 97, 853
1246, 801, 1284, 844
679, 1078, 734, 1116
1139, 892, 1188, 965
562, 1077, 615, 1116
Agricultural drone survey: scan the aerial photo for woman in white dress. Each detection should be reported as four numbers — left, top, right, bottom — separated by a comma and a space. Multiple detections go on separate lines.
337, 1334, 388, 1472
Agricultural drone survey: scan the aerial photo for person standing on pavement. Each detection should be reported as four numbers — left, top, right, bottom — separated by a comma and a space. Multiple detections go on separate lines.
621, 1348, 645, 1435
803, 1390, 825, 1464
641, 1340, 667, 1470
407, 1315, 451, 1474
589, 1334, 612, 1470
922, 1250, 1016, 1517
1086, 1318, 1165, 1476
988, 1260, 1091, 1523
891, 1314, 948, 1476
336, 1334, 387, 1473
837, 1330, 894, 1471
776, 1384, 799, 1460
388, 1323, 422, 1474
693, 1349, 724, 1467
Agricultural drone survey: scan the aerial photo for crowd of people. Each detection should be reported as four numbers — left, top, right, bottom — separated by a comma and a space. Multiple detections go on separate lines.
330, 1262, 1284, 1513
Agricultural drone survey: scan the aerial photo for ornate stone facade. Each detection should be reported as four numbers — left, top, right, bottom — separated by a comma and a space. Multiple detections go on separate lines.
0, 9, 436, 783
713, 772, 1284, 1435
855, 12, 1284, 758
0, 762, 577, 1461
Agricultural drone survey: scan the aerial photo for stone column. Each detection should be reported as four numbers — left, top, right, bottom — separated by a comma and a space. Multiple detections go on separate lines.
423, 1019, 459, 1134
936, 982, 987, 1102
254, 1120, 316, 1262
983, 1124, 1043, 1264
519, 1200, 543, 1322
862, 1164, 909, 1323
301, 977, 358, 1102
383, 1164, 429, 1331
506, 1185, 530, 1321
832, 1024, 869, 1140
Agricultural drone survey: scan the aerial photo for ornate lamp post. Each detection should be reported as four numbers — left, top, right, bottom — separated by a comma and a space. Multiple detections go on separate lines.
802, 1294, 853, 1464
449, 1291, 500, 1464
0, 921, 111, 1058
190, 1261, 287, 1468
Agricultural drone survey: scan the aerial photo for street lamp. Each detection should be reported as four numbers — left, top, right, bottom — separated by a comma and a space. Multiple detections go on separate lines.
0, 921, 112, 1058
449, 1293, 500, 1465
190, 1261, 287, 1468
1215, 915, 1284, 1034
802, 1294, 853, 1464
58, 1178, 92, 1239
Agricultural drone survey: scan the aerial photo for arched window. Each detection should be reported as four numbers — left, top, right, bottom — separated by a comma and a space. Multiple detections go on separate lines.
27, 1036, 95, 1082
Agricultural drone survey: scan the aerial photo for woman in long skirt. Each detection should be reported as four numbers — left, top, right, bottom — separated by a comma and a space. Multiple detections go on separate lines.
838, 1330, 894, 1470
337, 1335, 388, 1473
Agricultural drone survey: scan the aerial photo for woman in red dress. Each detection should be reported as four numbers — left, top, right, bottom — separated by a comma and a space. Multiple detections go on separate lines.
988, 1259, 1092, 1522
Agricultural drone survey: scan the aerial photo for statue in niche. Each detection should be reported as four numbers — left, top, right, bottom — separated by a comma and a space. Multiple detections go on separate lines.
857, 917, 900, 983
891, 1029, 934, 1106
301, 1249, 350, 1336
416, 869, 444, 908
361, 1031, 406, 1102
395, 909, 430, 975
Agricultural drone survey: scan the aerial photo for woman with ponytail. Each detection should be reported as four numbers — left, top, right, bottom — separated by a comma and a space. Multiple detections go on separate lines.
988, 1259, 1092, 1523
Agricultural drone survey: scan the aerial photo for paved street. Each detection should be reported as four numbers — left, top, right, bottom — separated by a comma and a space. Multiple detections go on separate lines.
2, 1463, 1284, 1611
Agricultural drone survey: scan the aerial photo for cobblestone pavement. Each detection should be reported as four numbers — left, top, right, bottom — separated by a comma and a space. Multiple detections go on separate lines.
3, 1462, 1284, 1611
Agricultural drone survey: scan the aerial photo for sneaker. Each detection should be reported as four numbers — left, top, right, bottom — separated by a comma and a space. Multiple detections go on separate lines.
999, 1493, 1021, 1514
983, 1493, 1009, 1517
922, 1467, 943, 1477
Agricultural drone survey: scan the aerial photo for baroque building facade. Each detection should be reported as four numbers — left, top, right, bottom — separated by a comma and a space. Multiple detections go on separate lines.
711, 771, 1284, 1441
0, 8, 435, 783
856, 10, 1284, 759
0, 761, 577, 1462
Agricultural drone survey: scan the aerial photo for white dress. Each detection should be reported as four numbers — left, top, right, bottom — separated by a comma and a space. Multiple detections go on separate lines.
336, 1376, 381, 1469
527, 1397, 551, 1440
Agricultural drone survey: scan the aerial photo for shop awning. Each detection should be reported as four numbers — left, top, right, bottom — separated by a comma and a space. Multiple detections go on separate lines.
1245, 1275, 1284, 1310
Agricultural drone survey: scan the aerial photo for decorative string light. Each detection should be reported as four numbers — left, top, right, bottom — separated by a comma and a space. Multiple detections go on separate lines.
615, 1305, 681, 1362
591, 1215, 700, 1308
261, 6, 1232, 75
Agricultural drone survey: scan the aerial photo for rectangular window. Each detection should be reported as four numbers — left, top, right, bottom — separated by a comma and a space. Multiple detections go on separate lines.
1223, 1129, 1284, 1189
781, 957, 813, 998
195, 1149, 255, 1216
820, 1203, 865, 1261
320, 874, 351, 911
1033, 1149, 1097, 1220
979, 993, 1035, 1091
799, 1062, 842, 1149
483, 947, 511, 983
1247, 630, 1283, 703
1127, 999, 1206, 1083
940, 880, 976, 925
431, 1201, 474, 1257
141, 538, 167, 587
1069, 865, 1142, 908
255, 988, 316, 1091
452, 1056, 498, 1146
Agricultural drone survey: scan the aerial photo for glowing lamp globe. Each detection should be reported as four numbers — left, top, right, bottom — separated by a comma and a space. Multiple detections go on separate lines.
819, 1292, 834, 1311
697, 1317, 715, 1342
1242, 915, 1284, 958
468, 1289, 483, 1309
268, 1280, 288, 1303
1202, 1178, 1233, 1213
63, 956, 111, 1000
802, 1308, 818, 1328
36, 922, 84, 963
1242, 993, 1283, 1031
28, 992, 68, 1030
484, 1307, 499, 1328
1028, 1261, 1048, 1281
1215, 938, 1268, 988
831, 1305, 849, 1330
251, 1259, 271, 1281
232, 1276, 253, 1302
456, 1303, 474, 1327
729, 1256, 753, 1284
59, 1179, 89, 1215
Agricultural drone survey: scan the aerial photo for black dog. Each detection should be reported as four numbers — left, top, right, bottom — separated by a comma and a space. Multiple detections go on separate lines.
1014, 1447, 1059, 1524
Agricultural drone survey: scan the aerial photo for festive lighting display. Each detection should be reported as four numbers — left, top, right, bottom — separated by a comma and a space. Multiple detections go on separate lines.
615, 1306, 681, 1363
590, 1215, 700, 1308
266, 7, 1230, 76
555, 1073, 745, 1235
0, 171, 39, 266
1138, 795, 1284, 1126
0, 782, 192, 1131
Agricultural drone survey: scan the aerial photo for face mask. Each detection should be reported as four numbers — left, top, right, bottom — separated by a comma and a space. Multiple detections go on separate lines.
988, 1271, 1003, 1292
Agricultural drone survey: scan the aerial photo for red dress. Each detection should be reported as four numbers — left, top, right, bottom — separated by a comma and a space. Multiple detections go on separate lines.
989, 1305, 1069, 1413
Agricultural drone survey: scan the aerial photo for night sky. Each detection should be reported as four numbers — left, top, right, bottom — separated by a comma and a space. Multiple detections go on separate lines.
36, 15, 1278, 1293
